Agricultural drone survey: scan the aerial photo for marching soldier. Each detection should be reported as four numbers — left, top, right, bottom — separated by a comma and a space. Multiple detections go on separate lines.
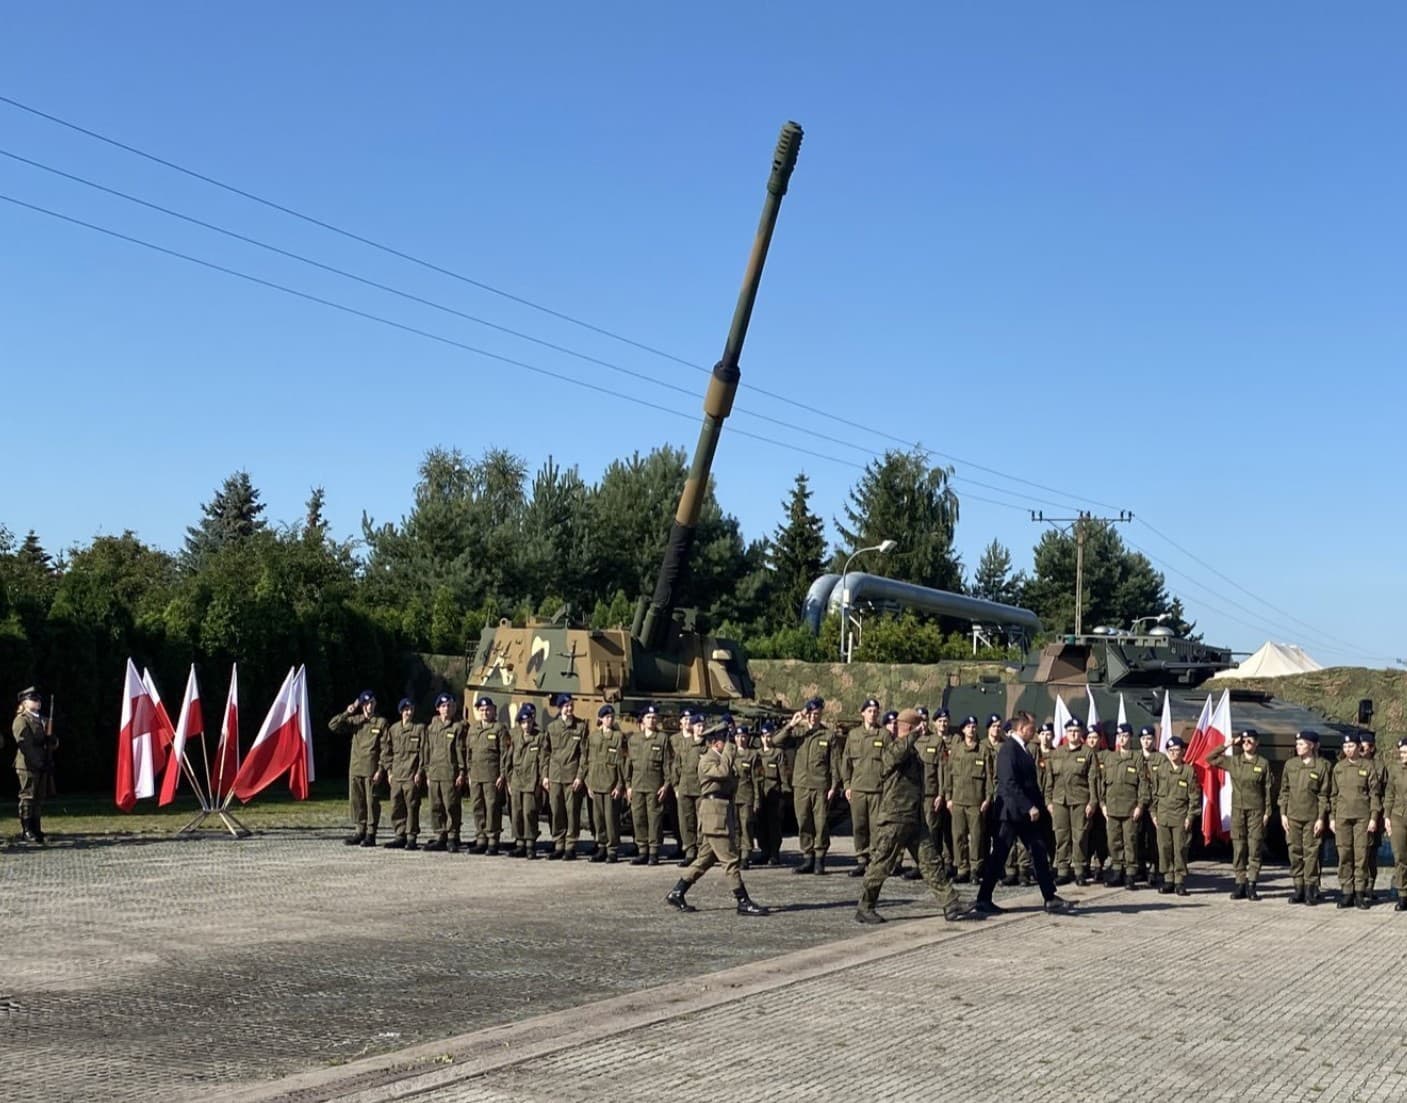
12, 687, 56, 844
464, 697, 509, 855
733, 723, 762, 868
1045, 717, 1096, 885
1097, 723, 1148, 889
1279, 731, 1330, 905
583, 704, 626, 862
422, 693, 465, 852
671, 714, 706, 865
383, 698, 426, 850
543, 694, 588, 860
1213, 728, 1273, 900
1361, 732, 1387, 902
772, 697, 838, 874
1383, 736, 1407, 912
755, 720, 786, 866
1329, 732, 1381, 909
842, 697, 887, 878
665, 724, 769, 917
507, 703, 544, 858
1137, 725, 1168, 886
943, 715, 991, 883
329, 690, 387, 847
1150, 735, 1200, 896
626, 703, 672, 865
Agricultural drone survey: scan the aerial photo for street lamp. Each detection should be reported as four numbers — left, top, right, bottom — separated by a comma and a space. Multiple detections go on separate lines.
839, 539, 897, 662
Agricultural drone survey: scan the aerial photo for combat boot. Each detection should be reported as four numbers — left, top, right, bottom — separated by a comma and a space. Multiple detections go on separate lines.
902, 866, 922, 881
510, 842, 526, 858
547, 848, 563, 860
1230, 882, 1245, 900
1158, 882, 1174, 895
1175, 883, 1189, 897
1338, 892, 1356, 910
360, 834, 378, 848
1289, 884, 1305, 904
562, 847, 577, 861
525, 843, 538, 860
1395, 898, 1406, 912
630, 850, 650, 866
447, 839, 461, 854
1306, 885, 1321, 906
792, 855, 815, 875
1245, 882, 1259, 901
854, 885, 884, 924
406, 837, 420, 851
471, 841, 488, 855
344, 830, 365, 846
20, 812, 39, 844
665, 880, 696, 913
766, 852, 782, 867
1001, 873, 1020, 887
815, 854, 828, 876
425, 837, 447, 852
647, 850, 660, 866
486, 842, 500, 856
1357, 893, 1372, 910
383, 836, 407, 849
734, 888, 769, 917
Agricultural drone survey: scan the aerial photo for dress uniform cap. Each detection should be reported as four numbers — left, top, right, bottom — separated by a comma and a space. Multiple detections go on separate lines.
896, 707, 923, 726
1166, 735, 1186, 750
1297, 730, 1320, 744
397, 697, 413, 712
1359, 731, 1375, 745
804, 696, 824, 712
357, 690, 376, 704
434, 692, 453, 707
1116, 723, 1132, 734
882, 710, 898, 724
598, 704, 615, 718
962, 715, 978, 727
17, 686, 40, 703
986, 713, 1002, 725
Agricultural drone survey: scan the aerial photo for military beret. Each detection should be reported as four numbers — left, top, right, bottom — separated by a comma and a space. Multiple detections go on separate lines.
760, 720, 777, 734
17, 686, 40, 703
1038, 721, 1054, 734
1360, 731, 1375, 746
1116, 723, 1132, 734
475, 696, 494, 709
1297, 730, 1320, 744
962, 715, 978, 727
641, 703, 659, 716
1002, 720, 1014, 733
804, 696, 824, 711
598, 704, 615, 718
434, 692, 453, 707
680, 708, 692, 718
1139, 725, 1156, 737
882, 710, 898, 724
987, 713, 1002, 725
934, 707, 950, 719
862, 697, 881, 710
357, 689, 377, 704
556, 693, 574, 705
1064, 716, 1083, 730
915, 706, 929, 719
1236, 728, 1259, 740
397, 697, 413, 712
736, 723, 752, 735
1166, 735, 1186, 749
1398, 736, 1407, 749
720, 711, 735, 725
517, 703, 536, 721
896, 707, 922, 726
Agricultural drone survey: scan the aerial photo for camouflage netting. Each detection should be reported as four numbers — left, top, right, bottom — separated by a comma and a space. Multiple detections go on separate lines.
1208, 668, 1407, 736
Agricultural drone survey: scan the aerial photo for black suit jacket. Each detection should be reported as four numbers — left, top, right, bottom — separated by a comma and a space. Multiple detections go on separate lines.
994, 738, 1045, 823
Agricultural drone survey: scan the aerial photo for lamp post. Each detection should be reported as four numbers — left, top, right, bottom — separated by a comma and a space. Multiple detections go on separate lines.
839, 539, 897, 662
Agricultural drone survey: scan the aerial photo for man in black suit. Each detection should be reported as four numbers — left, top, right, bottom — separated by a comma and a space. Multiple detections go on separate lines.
973, 710, 1074, 916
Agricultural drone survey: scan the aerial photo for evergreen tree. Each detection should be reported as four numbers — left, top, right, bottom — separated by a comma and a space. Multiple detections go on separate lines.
303, 486, 328, 542
1021, 521, 1179, 634
183, 470, 267, 568
17, 531, 54, 573
768, 473, 827, 628
971, 539, 1024, 605
835, 449, 963, 591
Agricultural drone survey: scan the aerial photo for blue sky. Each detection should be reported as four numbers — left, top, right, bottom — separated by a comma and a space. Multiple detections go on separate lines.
2, 3, 1401, 667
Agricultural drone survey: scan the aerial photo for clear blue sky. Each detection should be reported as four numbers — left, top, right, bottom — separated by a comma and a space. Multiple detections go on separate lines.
2, 3, 1401, 667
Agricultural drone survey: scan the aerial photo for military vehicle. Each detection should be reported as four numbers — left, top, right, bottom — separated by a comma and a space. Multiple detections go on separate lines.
463, 122, 804, 734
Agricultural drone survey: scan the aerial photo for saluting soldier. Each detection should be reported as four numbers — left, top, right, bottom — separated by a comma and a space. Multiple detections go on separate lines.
12, 687, 56, 844
1360, 732, 1387, 902
665, 724, 769, 917
1151, 735, 1200, 896
1382, 736, 1407, 912
583, 704, 626, 863
1045, 717, 1096, 885
1329, 732, 1381, 910
1097, 723, 1148, 889
843, 697, 887, 878
626, 703, 672, 865
671, 715, 707, 865
943, 715, 991, 884
542, 694, 588, 860
1213, 728, 1273, 900
1137, 725, 1169, 887
507, 703, 544, 858
329, 690, 387, 847
383, 698, 426, 850
772, 697, 838, 875
1279, 730, 1330, 904
463, 697, 509, 855
422, 693, 465, 852
755, 720, 786, 866
733, 722, 762, 868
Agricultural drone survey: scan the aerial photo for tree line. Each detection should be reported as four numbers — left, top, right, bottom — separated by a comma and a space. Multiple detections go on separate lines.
0, 446, 1190, 789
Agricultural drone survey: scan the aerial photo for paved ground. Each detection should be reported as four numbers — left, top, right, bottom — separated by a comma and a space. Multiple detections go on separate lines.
3, 827, 1405, 1102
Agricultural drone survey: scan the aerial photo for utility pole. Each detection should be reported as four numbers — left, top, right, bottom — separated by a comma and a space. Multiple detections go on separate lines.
1030, 510, 1134, 634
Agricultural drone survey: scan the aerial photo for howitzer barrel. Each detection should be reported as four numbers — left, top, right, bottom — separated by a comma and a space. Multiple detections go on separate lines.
638, 121, 803, 651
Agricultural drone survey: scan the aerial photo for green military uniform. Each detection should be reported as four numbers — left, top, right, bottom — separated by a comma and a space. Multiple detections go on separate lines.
773, 720, 837, 873
626, 723, 672, 863
1138, 746, 1169, 882
1383, 752, 1407, 904
464, 720, 509, 853
1216, 744, 1273, 893
1085, 740, 1110, 878
1279, 753, 1330, 900
12, 698, 55, 842
1363, 742, 1388, 897
1152, 759, 1200, 890
733, 738, 761, 865
383, 716, 426, 848
671, 731, 705, 862
1330, 751, 1381, 905
543, 714, 588, 858
507, 720, 543, 857
681, 743, 744, 891
328, 707, 387, 843
1097, 748, 1149, 885
583, 723, 626, 861
422, 716, 465, 850
755, 740, 786, 864
914, 727, 947, 863
1045, 743, 1096, 881
943, 739, 991, 881
842, 723, 887, 873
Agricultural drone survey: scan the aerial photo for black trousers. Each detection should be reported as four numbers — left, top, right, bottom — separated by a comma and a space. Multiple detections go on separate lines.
977, 815, 1058, 902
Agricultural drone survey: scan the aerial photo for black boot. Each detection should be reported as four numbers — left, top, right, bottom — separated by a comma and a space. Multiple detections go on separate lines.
1175, 883, 1189, 897
1245, 882, 1259, 901
1357, 893, 1372, 910
903, 866, 923, 881
1230, 882, 1245, 900
344, 830, 365, 846
630, 851, 650, 865
384, 836, 407, 849
665, 880, 696, 913
406, 837, 420, 851
525, 843, 538, 860
486, 843, 500, 856
647, 851, 659, 866
792, 855, 815, 875
1289, 884, 1305, 904
360, 835, 378, 848
1338, 892, 1355, 909
425, 837, 447, 852
815, 854, 827, 876
735, 887, 768, 917
1307, 885, 1321, 906
20, 811, 39, 843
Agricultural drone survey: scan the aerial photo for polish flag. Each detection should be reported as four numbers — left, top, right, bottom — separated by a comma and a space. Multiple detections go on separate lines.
116, 659, 159, 811
1085, 686, 1101, 736
141, 668, 177, 777
158, 666, 204, 806
1053, 694, 1073, 746
1116, 693, 1128, 730
1182, 694, 1219, 844
1158, 690, 1175, 751
212, 664, 240, 801
231, 666, 314, 802
1189, 690, 1234, 844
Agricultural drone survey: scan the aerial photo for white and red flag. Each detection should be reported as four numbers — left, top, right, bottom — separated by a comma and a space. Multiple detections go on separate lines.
116, 659, 159, 811
1053, 694, 1074, 746
158, 665, 204, 806
1117, 693, 1128, 730
1181, 693, 1220, 844
1158, 690, 1175, 751
141, 668, 177, 777
212, 664, 240, 802
231, 666, 314, 802
1190, 690, 1234, 843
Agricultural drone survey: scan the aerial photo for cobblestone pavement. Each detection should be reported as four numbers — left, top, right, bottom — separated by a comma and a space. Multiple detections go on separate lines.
5, 829, 1406, 1103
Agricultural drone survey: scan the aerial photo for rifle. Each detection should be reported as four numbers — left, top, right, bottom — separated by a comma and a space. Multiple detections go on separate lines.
45, 692, 58, 797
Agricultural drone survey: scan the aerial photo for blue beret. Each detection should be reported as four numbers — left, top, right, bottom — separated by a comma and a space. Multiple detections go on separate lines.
863, 697, 881, 710
1039, 721, 1054, 734
1166, 735, 1186, 749
1237, 728, 1259, 739
434, 692, 453, 707
397, 698, 413, 712
556, 693, 573, 706
1341, 731, 1360, 745
1298, 730, 1320, 744
517, 703, 536, 720
721, 711, 734, 724
986, 713, 1002, 725
882, 710, 898, 724
934, 708, 950, 719
760, 720, 777, 734
915, 706, 929, 719
357, 690, 376, 704
1064, 717, 1083, 729
736, 723, 752, 735
640, 703, 659, 716
1116, 723, 1132, 734
475, 696, 494, 709
598, 704, 615, 718
804, 697, 824, 711
1398, 736, 1407, 750
1139, 725, 1155, 737
963, 715, 978, 726
1360, 731, 1375, 745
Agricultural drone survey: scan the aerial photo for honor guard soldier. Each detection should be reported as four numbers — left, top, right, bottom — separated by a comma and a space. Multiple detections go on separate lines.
1360, 732, 1387, 901
1098, 723, 1148, 888
626, 703, 672, 865
507, 704, 544, 858
1046, 717, 1096, 885
1279, 731, 1330, 904
733, 722, 762, 867
842, 697, 887, 878
1329, 732, 1381, 909
383, 698, 426, 850
329, 690, 387, 847
773, 697, 838, 874
755, 721, 786, 866
543, 694, 588, 860
1214, 728, 1273, 899
1150, 736, 1200, 895
583, 704, 626, 862
423, 693, 465, 852
665, 723, 769, 917
12, 687, 56, 844
1137, 725, 1168, 886
943, 715, 991, 883
1383, 736, 1407, 911
671, 714, 707, 865
464, 697, 509, 855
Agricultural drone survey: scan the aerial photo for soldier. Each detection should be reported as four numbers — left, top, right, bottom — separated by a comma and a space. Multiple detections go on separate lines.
914, 708, 948, 880
855, 708, 966, 924
1213, 728, 1273, 900
507, 703, 544, 858
1279, 730, 1331, 905
1097, 723, 1148, 889
1045, 717, 1096, 885
383, 698, 426, 850
1150, 735, 1199, 896
1084, 722, 1110, 882
1361, 732, 1387, 902
943, 714, 991, 883
929, 707, 955, 875
329, 690, 387, 847
773, 697, 838, 874
1383, 736, 1407, 911
542, 694, 588, 860
626, 703, 672, 865
843, 697, 887, 878
12, 687, 56, 844
583, 704, 626, 863
422, 693, 465, 852
733, 723, 762, 868
1329, 732, 1381, 910
755, 720, 786, 866
671, 714, 706, 865
1035, 720, 1058, 859
463, 696, 509, 855
1137, 724, 1169, 886
665, 724, 769, 917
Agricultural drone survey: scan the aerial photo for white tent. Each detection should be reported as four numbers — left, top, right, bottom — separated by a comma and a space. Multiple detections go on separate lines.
1217, 641, 1324, 679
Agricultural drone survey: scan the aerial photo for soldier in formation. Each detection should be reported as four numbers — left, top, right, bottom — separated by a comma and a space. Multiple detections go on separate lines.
773, 697, 837, 875
544, 694, 588, 860
842, 697, 886, 879
626, 703, 671, 865
584, 704, 626, 863
329, 690, 387, 846
464, 696, 509, 854
1279, 730, 1330, 904
1360, 732, 1387, 901
1045, 717, 1096, 885
1150, 735, 1199, 896
383, 698, 425, 850
754, 721, 786, 866
1329, 731, 1380, 910
423, 692, 465, 852
1384, 736, 1407, 912
1097, 723, 1147, 888
671, 713, 706, 865
1215, 728, 1272, 899
943, 715, 990, 883
508, 704, 543, 858
12, 687, 56, 844
733, 722, 761, 867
